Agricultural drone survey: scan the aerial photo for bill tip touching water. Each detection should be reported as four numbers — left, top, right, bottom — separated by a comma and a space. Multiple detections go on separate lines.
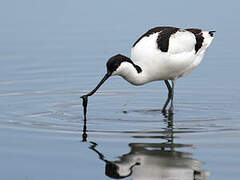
81, 95, 88, 118
81, 26, 215, 117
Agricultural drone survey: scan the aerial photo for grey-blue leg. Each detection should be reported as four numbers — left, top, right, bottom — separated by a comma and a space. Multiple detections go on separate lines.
162, 80, 172, 112
169, 80, 175, 112
162, 80, 175, 112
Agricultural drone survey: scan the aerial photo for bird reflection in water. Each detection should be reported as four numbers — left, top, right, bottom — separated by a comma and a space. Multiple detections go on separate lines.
81, 112, 209, 180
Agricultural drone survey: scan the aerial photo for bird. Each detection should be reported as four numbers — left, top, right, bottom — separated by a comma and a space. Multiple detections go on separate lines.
81, 26, 215, 115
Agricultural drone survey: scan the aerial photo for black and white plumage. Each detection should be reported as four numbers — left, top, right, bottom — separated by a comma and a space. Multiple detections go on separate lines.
81, 26, 215, 114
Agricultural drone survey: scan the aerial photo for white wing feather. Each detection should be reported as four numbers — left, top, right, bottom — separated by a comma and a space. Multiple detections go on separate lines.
168, 30, 196, 54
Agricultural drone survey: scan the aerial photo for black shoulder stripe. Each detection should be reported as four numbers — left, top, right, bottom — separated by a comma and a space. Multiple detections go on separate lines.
185, 28, 204, 53
185, 28, 202, 35
194, 35, 204, 53
156, 27, 179, 52
132, 26, 176, 47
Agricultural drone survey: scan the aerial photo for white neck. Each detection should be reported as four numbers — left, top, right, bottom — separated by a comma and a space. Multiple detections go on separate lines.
112, 62, 148, 85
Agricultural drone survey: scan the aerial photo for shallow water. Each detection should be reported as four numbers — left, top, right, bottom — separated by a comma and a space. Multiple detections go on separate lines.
1, 1, 240, 180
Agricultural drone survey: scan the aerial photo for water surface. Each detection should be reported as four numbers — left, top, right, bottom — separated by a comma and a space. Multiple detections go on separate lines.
0, 1, 240, 180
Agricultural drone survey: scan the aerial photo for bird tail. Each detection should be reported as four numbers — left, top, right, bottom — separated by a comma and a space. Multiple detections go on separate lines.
209, 31, 216, 37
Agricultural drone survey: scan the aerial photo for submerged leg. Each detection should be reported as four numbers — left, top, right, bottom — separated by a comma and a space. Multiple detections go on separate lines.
162, 80, 175, 113
162, 80, 172, 112
169, 80, 175, 112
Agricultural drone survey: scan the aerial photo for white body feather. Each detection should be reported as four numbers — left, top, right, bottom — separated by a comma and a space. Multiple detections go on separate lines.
114, 29, 214, 85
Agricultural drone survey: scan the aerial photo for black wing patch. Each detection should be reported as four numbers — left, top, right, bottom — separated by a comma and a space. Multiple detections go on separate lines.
156, 27, 179, 52
133, 27, 206, 53
133, 26, 177, 47
185, 28, 204, 53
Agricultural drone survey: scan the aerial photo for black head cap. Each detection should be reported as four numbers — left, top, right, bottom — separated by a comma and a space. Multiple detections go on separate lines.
106, 54, 142, 74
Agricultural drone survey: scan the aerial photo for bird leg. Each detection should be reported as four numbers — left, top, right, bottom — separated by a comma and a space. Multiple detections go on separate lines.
169, 80, 175, 112
162, 80, 174, 113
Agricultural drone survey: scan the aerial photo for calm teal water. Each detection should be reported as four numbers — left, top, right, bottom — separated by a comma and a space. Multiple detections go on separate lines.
0, 1, 240, 180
